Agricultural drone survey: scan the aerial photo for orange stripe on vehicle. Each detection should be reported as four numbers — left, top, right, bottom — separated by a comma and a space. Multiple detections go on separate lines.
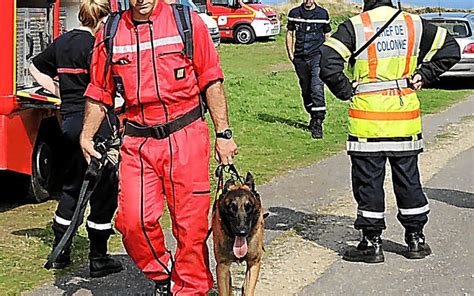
349, 109, 421, 120
403, 14, 415, 77
360, 13, 377, 80
57, 68, 89, 74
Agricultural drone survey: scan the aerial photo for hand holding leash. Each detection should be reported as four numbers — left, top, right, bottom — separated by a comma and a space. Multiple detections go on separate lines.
215, 138, 238, 165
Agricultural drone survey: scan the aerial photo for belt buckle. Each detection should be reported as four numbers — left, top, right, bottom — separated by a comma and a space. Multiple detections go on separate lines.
152, 124, 169, 139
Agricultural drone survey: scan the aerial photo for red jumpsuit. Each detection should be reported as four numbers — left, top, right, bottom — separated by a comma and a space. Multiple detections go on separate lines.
85, 3, 223, 294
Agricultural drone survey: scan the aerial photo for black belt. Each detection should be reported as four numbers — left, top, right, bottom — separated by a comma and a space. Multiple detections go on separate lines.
124, 105, 202, 139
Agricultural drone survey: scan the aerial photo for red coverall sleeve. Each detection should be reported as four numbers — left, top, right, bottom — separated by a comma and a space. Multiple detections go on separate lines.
84, 28, 115, 106
191, 13, 224, 91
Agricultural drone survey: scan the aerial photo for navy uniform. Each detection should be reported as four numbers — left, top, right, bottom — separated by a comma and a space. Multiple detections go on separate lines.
319, 0, 460, 262
33, 28, 122, 277
287, 3, 331, 138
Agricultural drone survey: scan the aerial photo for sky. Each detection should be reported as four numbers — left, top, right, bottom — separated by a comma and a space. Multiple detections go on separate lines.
371, 0, 473, 9
262, 0, 474, 9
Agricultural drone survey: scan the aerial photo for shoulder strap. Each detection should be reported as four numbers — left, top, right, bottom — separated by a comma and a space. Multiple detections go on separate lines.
172, 3, 194, 60
103, 11, 123, 80
349, 9, 403, 64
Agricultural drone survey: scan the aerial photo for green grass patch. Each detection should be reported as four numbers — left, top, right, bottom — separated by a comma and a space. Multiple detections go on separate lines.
1, 33, 472, 295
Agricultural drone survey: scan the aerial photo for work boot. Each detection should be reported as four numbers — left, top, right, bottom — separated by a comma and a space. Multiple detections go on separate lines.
343, 235, 384, 263
50, 249, 71, 269
49, 238, 72, 269
405, 232, 432, 259
88, 228, 123, 278
309, 117, 323, 139
155, 279, 172, 296
89, 254, 123, 278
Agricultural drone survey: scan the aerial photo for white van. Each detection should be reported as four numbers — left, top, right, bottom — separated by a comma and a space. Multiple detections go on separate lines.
178, 0, 221, 47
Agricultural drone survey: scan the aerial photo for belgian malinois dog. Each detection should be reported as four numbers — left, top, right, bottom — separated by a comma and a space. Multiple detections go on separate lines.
212, 172, 264, 296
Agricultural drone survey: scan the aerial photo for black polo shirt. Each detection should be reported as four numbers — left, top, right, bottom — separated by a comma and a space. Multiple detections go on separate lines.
33, 29, 95, 116
287, 4, 331, 58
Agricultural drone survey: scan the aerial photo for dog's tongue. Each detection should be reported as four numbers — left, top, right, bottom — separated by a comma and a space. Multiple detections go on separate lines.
233, 236, 248, 258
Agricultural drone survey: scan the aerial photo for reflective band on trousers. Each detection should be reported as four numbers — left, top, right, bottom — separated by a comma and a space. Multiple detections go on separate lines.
311, 106, 326, 111
349, 109, 420, 121
357, 209, 385, 219
347, 139, 423, 152
113, 35, 182, 54
54, 214, 71, 226
287, 17, 330, 24
87, 220, 113, 230
399, 204, 429, 215
354, 79, 409, 94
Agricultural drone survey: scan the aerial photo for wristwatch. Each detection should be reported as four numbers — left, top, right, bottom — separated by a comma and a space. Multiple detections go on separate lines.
216, 129, 233, 139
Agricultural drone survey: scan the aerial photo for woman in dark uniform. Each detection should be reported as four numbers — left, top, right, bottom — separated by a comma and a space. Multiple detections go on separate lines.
29, 0, 122, 278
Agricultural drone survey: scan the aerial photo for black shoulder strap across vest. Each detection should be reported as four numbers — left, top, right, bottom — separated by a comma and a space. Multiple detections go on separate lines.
349, 9, 403, 65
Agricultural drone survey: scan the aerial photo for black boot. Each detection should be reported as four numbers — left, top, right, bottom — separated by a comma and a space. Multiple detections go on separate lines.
90, 254, 123, 278
405, 231, 432, 259
343, 235, 384, 263
309, 117, 323, 139
49, 246, 71, 269
49, 236, 72, 269
155, 278, 172, 296
88, 229, 123, 278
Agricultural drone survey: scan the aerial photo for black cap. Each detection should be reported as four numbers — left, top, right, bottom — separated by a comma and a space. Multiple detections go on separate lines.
363, 0, 395, 11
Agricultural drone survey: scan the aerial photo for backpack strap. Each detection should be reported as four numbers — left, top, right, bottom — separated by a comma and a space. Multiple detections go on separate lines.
172, 3, 194, 60
102, 11, 123, 82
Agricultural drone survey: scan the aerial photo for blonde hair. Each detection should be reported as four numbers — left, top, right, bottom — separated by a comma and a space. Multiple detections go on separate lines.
79, 0, 110, 30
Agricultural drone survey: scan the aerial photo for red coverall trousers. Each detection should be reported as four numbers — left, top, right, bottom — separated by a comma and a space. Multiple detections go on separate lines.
115, 118, 213, 295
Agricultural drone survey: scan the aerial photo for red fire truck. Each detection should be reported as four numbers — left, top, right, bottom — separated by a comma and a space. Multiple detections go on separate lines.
193, 0, 280, 44
0, 0, 128, 202
0, 0, 65, 202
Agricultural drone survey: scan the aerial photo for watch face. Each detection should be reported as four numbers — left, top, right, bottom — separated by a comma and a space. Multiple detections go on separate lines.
217, 129, 233, 139
223, 129, 232, 139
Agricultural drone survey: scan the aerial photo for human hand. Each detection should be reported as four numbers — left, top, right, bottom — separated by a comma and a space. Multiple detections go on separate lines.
215, 138, 238, 165
410, 74, 424, 91
80, 135, 101, 164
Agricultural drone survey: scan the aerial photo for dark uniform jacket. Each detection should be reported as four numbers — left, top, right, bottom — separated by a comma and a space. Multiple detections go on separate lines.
287, 4, 332, 58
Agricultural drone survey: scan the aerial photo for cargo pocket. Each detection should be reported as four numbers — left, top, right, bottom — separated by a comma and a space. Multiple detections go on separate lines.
192, 182, 211, 197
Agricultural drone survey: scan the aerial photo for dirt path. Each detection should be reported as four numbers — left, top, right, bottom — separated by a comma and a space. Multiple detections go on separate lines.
254, 116, 474, 295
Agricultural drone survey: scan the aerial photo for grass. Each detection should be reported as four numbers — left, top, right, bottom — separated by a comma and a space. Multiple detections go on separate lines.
0, 19, 472, 296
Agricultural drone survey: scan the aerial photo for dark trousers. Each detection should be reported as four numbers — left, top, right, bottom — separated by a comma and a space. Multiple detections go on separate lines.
52, 112, 118, 255
351, 154, 429, 235
293, 54, 326, 119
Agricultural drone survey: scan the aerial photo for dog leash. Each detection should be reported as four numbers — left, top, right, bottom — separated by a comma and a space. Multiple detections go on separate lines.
206, 164, 245, 241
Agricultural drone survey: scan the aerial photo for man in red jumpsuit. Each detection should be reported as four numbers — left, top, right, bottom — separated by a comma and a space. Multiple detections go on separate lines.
79, 0, 238, 294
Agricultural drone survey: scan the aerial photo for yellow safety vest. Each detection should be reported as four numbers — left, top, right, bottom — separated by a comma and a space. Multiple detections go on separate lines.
324, 6, 448, 153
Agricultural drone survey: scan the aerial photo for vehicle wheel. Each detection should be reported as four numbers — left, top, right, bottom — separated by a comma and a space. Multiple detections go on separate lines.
234, 25, 256, 44
28, 141, 55, 203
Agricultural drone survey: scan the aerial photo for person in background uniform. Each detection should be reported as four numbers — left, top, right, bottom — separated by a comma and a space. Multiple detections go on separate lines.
286, 0, 331, 139
319, 0, 460, 263
29, 0, 123, 277
79, 0, 238, 294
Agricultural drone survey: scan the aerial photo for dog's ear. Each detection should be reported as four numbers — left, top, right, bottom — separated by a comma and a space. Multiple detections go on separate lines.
223, 179, 235, 194
245, 172, 256, 192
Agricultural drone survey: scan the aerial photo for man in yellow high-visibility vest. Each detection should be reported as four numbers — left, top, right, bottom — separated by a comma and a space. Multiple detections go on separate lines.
320, 0, 460, 263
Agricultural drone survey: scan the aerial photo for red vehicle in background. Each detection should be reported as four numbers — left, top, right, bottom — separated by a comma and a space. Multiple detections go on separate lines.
193, 0, 280, 44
